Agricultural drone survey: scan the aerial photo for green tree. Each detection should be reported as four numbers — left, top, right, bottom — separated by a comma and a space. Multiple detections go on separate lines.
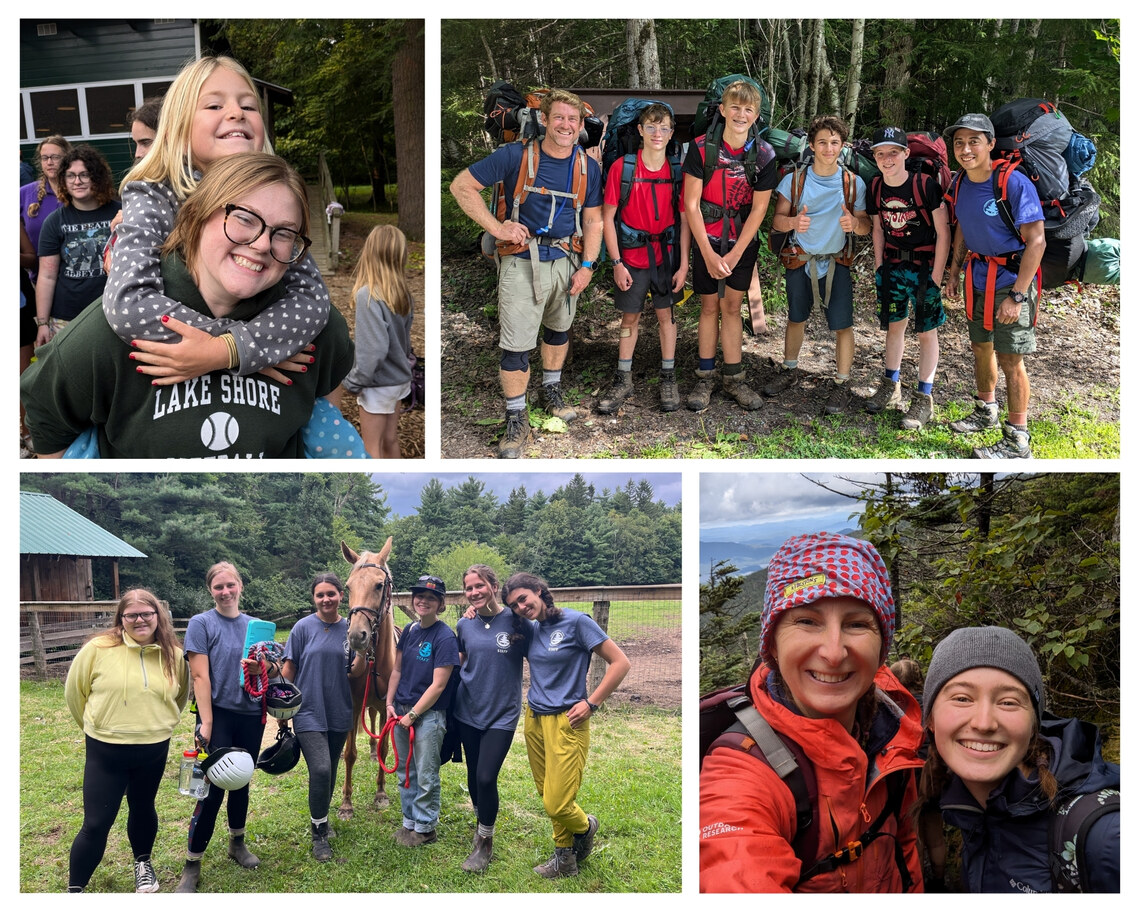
699, 561, 757, 692
427, 541, 508, 594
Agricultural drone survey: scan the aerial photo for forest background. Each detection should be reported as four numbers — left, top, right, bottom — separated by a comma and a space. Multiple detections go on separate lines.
20, 472, 682, 617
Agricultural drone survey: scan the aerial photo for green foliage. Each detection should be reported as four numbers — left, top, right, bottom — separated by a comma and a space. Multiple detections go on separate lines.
699, 560, 758, 692
427, 541, 509, 593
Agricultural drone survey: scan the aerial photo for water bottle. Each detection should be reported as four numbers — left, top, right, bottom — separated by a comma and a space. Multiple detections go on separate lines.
178, 749, 210, 799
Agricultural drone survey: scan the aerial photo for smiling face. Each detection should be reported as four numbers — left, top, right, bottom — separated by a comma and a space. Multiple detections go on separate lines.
464, 570, 496, 613
872, 144, 909, 182
771, 596, 882, 731
638, 114, 674, 155
209, 569, 243, 612
952, 129, 995, 175
193, 183, 297, 315
120, 598, 158, 645
412, 592, 443, 624
507, 587, 547, 622
312, 581, 343, 620
929, 667, 1036, 806
190, 66, 266, 169
542, 101, 583, 153
718, 100, 759, 143
810, 129, 845, 170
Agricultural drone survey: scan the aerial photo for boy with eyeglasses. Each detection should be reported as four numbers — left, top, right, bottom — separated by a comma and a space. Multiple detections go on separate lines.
598, 104, 690, 414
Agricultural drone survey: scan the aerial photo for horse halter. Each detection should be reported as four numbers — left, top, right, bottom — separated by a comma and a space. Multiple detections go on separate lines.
347, 560, 394, 661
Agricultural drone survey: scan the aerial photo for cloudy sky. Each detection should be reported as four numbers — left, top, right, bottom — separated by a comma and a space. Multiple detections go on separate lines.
700, 472, 880, 533
374, 472, 682, 517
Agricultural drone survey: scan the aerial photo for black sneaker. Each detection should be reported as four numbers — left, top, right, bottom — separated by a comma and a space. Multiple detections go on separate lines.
973, 422, 1031, 459
540, 382, 577, 422
134, 858, 159, 893
498, 410, 529, 459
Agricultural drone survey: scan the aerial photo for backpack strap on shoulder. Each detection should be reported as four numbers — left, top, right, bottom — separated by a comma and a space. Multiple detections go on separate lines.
1049, 789, 1120, 892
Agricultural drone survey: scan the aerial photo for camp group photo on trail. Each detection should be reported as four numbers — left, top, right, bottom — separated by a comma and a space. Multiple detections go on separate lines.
440, 19, 1119, 460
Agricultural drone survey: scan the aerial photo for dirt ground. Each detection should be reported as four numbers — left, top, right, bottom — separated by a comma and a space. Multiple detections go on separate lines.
441, 246, 1119, 459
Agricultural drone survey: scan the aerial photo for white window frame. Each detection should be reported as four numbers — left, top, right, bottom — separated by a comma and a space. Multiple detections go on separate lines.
22, 76, 177, 142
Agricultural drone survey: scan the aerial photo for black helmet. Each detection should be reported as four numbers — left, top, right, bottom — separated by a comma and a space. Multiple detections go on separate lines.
257, 726, 301, 775
265, 680, 303, 720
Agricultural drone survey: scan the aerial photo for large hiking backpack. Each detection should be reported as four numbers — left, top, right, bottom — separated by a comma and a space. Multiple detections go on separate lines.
599, 98, 684, 296
869, 133, 951, 236
1049, 788, 1120, 892
482, 81, 603, 148
692, 73, 772, 187
700, 684, 916, 891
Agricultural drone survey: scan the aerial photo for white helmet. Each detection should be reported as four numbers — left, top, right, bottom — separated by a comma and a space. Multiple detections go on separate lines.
201, 747, 255, 790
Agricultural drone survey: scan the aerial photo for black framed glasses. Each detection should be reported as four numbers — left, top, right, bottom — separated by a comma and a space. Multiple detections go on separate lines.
64, 171, 91, 184
223, 204, 311, 264
123, 611, 157, 622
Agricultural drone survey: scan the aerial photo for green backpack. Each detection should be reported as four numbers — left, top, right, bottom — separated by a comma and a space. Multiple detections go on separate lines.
692, 73, 772, 187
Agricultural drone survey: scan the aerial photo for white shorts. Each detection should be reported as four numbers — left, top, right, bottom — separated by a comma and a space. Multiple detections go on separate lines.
356, 382, 411, 415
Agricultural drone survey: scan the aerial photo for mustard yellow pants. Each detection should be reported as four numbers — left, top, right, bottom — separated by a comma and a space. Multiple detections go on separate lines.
524, 709, 591, 847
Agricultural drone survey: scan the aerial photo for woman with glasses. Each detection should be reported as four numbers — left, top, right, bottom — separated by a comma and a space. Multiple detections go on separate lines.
33, 145, 120, 348
20, 152, 353, 458
20, 134, 72, 265
64, 589, 189, 893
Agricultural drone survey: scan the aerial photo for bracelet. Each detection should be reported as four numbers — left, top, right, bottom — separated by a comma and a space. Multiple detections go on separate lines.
406, 709, 419, 722
585, 699, 600, 713
222, 333, 239, 369
35, 317, 50, 327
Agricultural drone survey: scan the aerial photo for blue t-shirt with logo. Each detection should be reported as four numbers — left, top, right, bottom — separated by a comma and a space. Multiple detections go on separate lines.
394, 619, 460, 710
952, 167, 1044, 288
455, 609, 532, 731
284, 612, 354, 734
184, 609, 262, 715
525, 607, 609, 714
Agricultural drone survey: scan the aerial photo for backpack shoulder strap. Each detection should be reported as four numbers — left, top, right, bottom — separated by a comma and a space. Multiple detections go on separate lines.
990, 159, 1019, 237
1049, 789, 1120, 892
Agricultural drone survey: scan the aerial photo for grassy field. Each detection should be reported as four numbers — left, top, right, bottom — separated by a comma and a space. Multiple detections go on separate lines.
20, 680, 681, 893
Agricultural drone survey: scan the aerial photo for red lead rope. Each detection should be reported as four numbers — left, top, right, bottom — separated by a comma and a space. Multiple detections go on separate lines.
361, 659, 414, 788
243, 644, 270, 723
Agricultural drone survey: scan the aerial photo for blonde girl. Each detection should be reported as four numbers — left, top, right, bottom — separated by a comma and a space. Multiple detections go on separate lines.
342, 224, 415, 458
102, 55, 330, 385
65, 589, 189, 892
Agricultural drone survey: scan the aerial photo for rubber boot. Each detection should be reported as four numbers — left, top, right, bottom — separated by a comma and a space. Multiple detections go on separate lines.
228, 834, 260, 868
462, 833, 494, 873
174, 859, 201, 893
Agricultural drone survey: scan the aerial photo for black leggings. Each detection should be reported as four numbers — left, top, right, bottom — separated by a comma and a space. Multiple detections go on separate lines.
187, 707, 264, 855
456, 721, 515, 828
69, 736, 170, 889
295, 729, 349, 820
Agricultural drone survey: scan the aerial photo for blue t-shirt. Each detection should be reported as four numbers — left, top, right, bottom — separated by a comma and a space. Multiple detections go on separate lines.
184, 609, 262, 716
468, 142, 603, 261
952, 167, 1044, 289
776, 167, 867, 278
284, 612, 354, 734
394, 620, 460, 709
525, 607, 608, 714
455, 609, 532, 732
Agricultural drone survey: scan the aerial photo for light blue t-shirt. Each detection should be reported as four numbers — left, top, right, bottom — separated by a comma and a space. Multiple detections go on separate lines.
455, 609, 531, 731
184, 609, 262, 715
525, 607, 608, 714
777, 166, 867, 278
284, 612, 354, 734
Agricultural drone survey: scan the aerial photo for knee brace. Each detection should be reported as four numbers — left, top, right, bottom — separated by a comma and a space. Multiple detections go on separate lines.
542, 327, 568, 346
500, 349, 529, 372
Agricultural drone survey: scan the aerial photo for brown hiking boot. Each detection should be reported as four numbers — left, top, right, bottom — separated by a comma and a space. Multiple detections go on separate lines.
900, 393, 934, 430
686, 368, 716, 411
762, 366, 800, 398
722, 370, 762, 410
534, 846, 578, 878
973, 422, 1032, 459
658, 369, 680, 412
823, 380, 851, 415
395, 827, 437, 847
596, 371, 633, 414
497, 409, 529, 459
865, 380, 903, 414
540, 382, 577, 422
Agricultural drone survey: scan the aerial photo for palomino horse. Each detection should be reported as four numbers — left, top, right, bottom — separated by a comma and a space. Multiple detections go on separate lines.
339, 538, 397, 820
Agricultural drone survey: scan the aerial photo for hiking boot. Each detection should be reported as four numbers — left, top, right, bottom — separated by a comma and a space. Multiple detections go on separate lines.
540, 382, 577, 422
949, 398, 1000, 434
865, 380, 903, 414
823, 380, 851, 415
572, 814, 599, 863
686, 368, 716, 411
395, 827, 437, 847
596, 371, 633, 414
658, 369, 680, 412
973, 422, 1032, 459
228, 834, 260, 868
461, 833, 494, 873
498, 409, 529, 459
174, 859, 201, 893
762, 366, 800, 398
134, 858, 159, 893
900, 393, 934, 430
311, 822, 332, 862
722, 371, 762, 410
534, 846, 578, 878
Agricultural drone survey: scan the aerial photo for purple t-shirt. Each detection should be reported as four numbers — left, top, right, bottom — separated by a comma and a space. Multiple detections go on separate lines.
952, 167, 1044, 288
20, 179, 61, 265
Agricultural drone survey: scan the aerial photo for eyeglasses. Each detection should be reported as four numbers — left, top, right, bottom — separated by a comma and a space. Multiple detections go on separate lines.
642, 125, 674, 135
223, 204, 311, 264
123, 611, 157, 622
64, 171, 91, 184
39, 153, 63, 164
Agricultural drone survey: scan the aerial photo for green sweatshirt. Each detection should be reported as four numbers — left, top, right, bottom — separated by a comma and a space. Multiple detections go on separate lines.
65, 632, 190, 745
21, 254, 353, 458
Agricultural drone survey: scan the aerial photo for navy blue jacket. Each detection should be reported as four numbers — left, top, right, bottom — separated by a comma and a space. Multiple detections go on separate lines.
940, 714, 1120, 893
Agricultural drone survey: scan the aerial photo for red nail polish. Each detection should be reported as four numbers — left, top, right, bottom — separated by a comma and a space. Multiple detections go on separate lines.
137, 366, 144, 373
129, 353, 135, 360
287, 379, 293, 386
161, 315, 170, 323
308, 357, 315, 364
301, 366, 307, 373
131, 340, 138, 347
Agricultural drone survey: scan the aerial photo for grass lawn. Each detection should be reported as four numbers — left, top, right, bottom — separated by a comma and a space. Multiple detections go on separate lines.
20, 680, 680, 893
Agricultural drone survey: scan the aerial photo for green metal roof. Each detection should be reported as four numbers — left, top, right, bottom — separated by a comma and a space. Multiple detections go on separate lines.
20, 491, 146, 559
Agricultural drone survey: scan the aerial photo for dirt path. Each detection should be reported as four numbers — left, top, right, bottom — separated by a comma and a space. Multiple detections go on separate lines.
441, 246, 1119, 459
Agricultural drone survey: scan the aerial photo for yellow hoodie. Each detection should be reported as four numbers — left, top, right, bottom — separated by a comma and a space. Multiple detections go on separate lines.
65, 631, 190, 744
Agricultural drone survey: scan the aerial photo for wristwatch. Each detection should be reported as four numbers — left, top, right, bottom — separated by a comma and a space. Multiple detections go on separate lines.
585, 699, 600, 713
580, 260, 595, 269
612, 258, 623, 268
1009, 290, 1028, 304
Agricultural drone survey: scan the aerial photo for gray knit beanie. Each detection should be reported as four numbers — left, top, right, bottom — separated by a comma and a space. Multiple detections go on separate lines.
923, 626, 1046, 725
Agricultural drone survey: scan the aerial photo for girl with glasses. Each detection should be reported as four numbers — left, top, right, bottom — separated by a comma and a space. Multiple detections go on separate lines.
64, 590, 189, 893
20, 152, 353, 458
20, 134, 72, 265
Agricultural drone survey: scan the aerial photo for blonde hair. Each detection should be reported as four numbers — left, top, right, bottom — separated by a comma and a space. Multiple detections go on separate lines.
163, 152, 308, 279
205, 560, 243, 588
540, 89, 587, 121
121, 55, 271, 200
352, 224, 412, 317
721, 80, 763, 111
25, 135, 72, 219
91, 589, 181, 685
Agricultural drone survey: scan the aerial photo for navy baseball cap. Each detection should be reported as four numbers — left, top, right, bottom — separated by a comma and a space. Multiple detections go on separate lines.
410, 575, 446, 598
871, 126, 907, 150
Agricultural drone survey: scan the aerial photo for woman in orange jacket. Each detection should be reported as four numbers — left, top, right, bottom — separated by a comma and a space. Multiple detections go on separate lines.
700, 532, 925, 892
